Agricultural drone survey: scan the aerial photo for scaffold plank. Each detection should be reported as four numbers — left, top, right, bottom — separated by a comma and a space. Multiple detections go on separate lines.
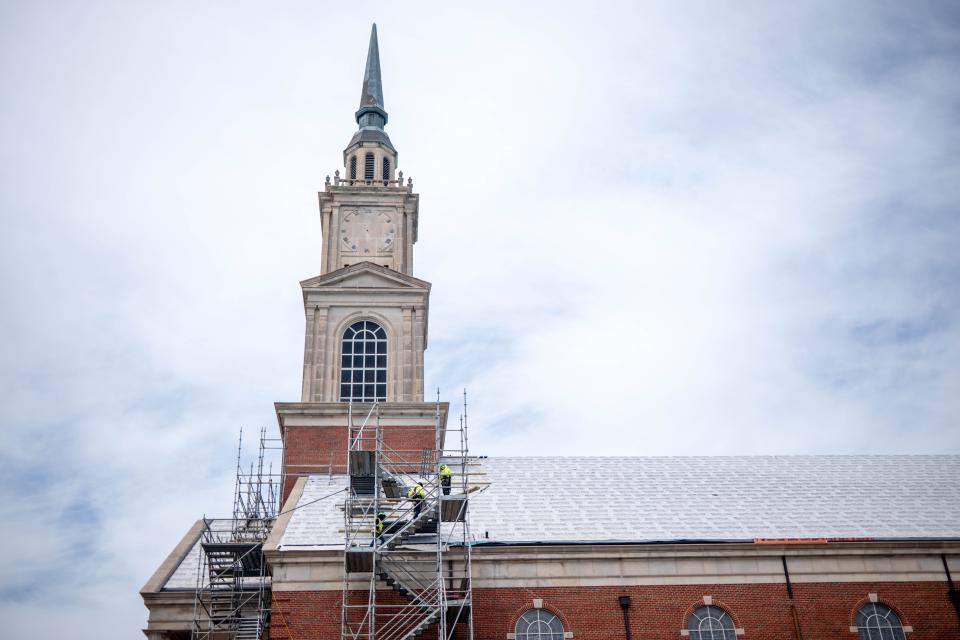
440, 497, 467, 522
348, 450, 375, 475
345, 549, 374, 573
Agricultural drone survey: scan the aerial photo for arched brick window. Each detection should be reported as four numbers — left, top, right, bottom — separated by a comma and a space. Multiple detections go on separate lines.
339, 320, 387, 402
687, 605, 736, 640
855, 603, 906, 640
515, 608, 564, 640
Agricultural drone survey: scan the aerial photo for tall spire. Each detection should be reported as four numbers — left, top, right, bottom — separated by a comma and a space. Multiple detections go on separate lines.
356, 23, 387, 129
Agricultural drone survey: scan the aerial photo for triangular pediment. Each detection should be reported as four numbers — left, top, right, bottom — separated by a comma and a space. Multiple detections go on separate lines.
300, 262, 431, 291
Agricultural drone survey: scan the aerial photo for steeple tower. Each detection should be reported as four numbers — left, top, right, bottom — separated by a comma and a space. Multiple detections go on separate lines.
343, 23, 397, 181
302, 24, 427, 406
356, 23, 387, 129
276, 24, 440, 500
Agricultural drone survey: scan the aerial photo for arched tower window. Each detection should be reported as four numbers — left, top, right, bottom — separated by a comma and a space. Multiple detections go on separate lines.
514, 609, 564, 640
364, 153, 375, 180
855, 603, 906, 640
340, 320, 387, 402
382, 157, 390, 184
687, 605, 736, 640
349, 155, 357, 180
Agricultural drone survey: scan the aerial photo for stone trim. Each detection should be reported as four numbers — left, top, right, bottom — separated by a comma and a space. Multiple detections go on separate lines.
464, 542, 960, 588
264, 541, 960, 592
847, 624, 913, 634
141, 589, 199, 633
276, 401, 449, 454
301, 260, 431, 290
276, 401, 449, 432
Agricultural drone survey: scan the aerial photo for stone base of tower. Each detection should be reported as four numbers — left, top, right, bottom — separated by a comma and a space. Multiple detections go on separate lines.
275, 401, 449, 503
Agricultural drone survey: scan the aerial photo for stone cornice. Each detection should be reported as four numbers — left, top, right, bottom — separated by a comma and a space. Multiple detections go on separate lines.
467, 539, 960, 560
263, 541, 960, 592
141, 590, 196, 603
319, 187, 418, 205
300, 262, 432, 291
275, 401, 449, 437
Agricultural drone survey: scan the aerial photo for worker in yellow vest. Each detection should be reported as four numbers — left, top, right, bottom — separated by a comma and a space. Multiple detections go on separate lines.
439, 463, 453, 495
407, 480, 426, 518
369, 512, 385, 547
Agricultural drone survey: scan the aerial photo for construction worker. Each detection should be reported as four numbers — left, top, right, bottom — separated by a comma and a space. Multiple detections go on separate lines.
439, 463, 453, 495
407, 480, 426, 518
369, 512, 385, 547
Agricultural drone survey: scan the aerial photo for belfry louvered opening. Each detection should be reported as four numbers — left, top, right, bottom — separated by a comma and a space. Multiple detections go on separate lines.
382, 157, 390, 184
349, 156, 357, 180
364, 153, 375, 180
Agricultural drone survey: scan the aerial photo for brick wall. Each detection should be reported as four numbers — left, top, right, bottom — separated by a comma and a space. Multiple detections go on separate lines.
271, 590, 446, 640
271, 591, 340, 640
281, 423, 438, 502
270, 582, 960, 639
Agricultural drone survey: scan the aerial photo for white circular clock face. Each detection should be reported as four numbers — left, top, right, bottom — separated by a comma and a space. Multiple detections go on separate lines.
341, 208, 397, 256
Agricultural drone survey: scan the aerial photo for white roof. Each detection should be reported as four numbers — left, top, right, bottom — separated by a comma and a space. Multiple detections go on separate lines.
164, 519, 235, 590
468, 455, 960, 543
279, 474, 350, 550
277, 455, 960, 548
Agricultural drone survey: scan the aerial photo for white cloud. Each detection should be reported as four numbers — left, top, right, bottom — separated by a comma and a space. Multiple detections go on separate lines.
0, 0, 958, 637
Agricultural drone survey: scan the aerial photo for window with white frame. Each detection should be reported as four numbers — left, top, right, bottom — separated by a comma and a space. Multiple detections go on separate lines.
339, 320, 387, 402
855, 603, 906, 640
515, 608, 564, 640
687, 605, 736, 640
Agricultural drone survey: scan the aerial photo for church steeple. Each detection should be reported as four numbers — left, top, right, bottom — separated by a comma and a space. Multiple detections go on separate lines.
356, 23, 387, 129
309, 24, 426, 404
343, 24, 396, 176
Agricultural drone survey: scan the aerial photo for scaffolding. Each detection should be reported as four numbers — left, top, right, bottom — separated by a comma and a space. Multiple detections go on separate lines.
192, 427, 282, 640
341, 393, 475, 640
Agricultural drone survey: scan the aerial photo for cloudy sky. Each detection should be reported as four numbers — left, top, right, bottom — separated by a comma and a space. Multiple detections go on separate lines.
1, 0, 958, 636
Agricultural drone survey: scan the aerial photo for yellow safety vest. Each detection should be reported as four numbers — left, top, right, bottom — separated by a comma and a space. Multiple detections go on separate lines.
372, 519, 383, 535
439, 465, 453, 479
407, 484, 425, 499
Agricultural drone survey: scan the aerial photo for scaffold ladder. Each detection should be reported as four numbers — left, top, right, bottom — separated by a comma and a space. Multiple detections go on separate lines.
191, 427, 281, 640
341, 395, 475, 640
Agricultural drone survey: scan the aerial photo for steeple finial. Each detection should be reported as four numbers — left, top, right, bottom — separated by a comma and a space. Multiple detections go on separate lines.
356, 23, 387, 129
